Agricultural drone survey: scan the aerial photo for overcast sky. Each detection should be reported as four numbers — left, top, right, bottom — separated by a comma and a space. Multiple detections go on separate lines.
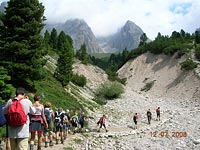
1, 0, 200, 39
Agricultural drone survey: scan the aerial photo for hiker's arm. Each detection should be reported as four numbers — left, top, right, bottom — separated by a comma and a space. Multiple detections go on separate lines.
41, 105, 48, 128
52, 110, 55, 119
3, 100, 12, 114
29, 105, 36, 115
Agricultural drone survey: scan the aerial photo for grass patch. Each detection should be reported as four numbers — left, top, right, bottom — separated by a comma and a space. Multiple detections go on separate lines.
34, 70, 84, 112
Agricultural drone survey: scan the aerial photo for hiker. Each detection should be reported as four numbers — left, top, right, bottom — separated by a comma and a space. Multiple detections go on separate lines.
147, 109, 152, 124
133, 113, 139, 129
54, 107, 65, 144
63, 109, 71, 139
97, 114, 108, 132
44, 102, 54, 147
78, 112, 85, 132
71, 112, 79, 134
3, 87, 36, 150
29, 95, 48, 150
0, 103, 9, 150
156, 107, 161, 121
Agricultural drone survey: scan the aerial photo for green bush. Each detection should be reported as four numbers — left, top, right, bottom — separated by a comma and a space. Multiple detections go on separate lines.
180, 59, 198, 70
96, 81, 124, 100
71, 73, 87, 87
195, 45, 200, 60
93, 97, 107, 105
163, 44, 180, 55
141, 80, 155, 92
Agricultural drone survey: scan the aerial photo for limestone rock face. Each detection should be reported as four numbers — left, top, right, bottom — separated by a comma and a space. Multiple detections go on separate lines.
45, 19, 103, 53
97, 20, 144, 52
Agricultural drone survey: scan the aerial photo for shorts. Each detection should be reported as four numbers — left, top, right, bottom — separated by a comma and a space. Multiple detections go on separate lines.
55, 124, 63, 132
29, 121, 44, 132
72, 122, 77, 128
134, 121, 137, 125
10, 138, 28, 150
79, 121, 84, 128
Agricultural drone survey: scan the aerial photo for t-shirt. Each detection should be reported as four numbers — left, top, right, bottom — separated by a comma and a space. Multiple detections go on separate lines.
3, 97, 35, 138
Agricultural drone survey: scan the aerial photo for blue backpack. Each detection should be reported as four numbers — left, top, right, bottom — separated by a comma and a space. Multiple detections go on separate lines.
44, 108, 52, 124
0, 103, 7, 127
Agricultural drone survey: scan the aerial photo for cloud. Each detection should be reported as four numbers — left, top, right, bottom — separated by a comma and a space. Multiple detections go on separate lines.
1, 0, 200, 39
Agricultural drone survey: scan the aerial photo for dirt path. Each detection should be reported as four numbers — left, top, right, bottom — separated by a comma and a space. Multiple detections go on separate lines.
40, 85, 200, 150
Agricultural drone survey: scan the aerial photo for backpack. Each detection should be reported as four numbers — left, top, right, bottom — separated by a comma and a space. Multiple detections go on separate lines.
0, 103, 6, 127
44, 108, 52, 124
8, 98, 27, 127
147, 111, 151, 117
156, 108, 160, 113
78, 115, 84, 122
54, 111, 63, 126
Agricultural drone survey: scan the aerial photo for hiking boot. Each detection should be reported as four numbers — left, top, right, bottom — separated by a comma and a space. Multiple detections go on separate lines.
61, 140, 64, 144
49, 141, 54, 146
37, 145, 42, 150
56, 140, 59, 145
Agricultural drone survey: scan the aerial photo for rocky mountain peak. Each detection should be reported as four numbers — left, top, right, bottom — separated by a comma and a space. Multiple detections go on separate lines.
0, 1, 7, 12
123, 20, 142, 34
45, 18, 103, 53
97, 20, 144, 52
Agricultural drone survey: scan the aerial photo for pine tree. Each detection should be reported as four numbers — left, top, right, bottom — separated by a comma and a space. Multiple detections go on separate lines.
0, 66, 15, 103
0, 0, 46, 90
49, 28, 57, 49
76, 43, 91, 64
57, 31, 67, 52
44, 30, 50, 46
139, 33, 148, 46
55, 32, 74, 86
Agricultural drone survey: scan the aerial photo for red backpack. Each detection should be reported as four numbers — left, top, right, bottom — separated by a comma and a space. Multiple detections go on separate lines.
8, 98, 27, 127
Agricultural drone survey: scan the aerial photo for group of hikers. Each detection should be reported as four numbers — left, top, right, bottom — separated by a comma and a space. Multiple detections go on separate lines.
0, 87, 162, 150
133, 107, 161, 129
0, 87, 86, 150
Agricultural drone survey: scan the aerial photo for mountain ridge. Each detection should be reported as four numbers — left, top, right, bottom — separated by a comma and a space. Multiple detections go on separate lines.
44, 19, 144, 53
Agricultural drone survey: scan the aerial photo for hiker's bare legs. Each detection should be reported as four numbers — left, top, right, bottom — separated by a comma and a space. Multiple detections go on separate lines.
30, 132, 36, 145
38, 132, 43, 147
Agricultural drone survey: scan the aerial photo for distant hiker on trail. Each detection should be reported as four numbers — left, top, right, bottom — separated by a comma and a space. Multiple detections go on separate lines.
44, 102, 54, 147
29, 95, 48, 150
3, 87, 36, 150
97, 114, 108, 132
63, 109, 71, 139
156, 107, 160, 121
147, 109, 152, 124
71, 112, 79, 134
133, 113, 139, 129
78, 112, 85, 132
54, 107, 65, 144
